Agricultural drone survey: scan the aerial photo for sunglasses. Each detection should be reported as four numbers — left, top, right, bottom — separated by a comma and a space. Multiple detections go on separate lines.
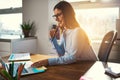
52, 12, 62, 18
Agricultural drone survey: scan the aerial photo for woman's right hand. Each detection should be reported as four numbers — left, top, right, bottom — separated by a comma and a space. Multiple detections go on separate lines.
49, 29, 56, 39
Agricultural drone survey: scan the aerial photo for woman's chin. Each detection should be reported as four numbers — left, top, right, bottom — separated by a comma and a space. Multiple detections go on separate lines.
58, 24, 63, 28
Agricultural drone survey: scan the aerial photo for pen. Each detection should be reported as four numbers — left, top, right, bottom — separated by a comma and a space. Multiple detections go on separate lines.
11, 61, 14, 78
8, 63, 11, 76
16, 63, 25, 80
8, 62, 14, 78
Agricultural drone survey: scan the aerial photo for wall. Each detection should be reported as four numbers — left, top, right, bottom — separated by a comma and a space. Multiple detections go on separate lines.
48, 0, 59, 27
23, 0, 60, 54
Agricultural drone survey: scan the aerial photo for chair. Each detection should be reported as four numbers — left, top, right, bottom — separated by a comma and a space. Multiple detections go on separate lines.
98, 31, 117, 62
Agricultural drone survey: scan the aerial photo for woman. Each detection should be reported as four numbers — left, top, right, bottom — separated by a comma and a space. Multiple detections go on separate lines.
31, 1, 97, 67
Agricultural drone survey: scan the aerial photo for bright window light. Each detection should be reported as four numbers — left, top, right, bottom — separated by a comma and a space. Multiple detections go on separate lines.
0, 0, 22, 37
65, 0, 90, 2
75, 7, 119, 40
0, 13, 22, 34
0, 0, 22, 9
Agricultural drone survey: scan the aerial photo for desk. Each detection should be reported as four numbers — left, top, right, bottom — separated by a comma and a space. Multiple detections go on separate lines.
83, 61, 120, 80
2, 54, 94, 80
2, 54, 120, 80
21, 62, 94, 80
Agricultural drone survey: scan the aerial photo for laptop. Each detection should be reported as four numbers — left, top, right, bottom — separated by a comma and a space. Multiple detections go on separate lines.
0, 57, 47, 77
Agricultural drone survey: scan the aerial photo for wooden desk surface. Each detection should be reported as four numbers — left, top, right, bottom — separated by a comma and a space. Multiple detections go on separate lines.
2, 54, 94, 80
22, 54, 94, 80
21, 61, 94, 80
2, 54, 120, 80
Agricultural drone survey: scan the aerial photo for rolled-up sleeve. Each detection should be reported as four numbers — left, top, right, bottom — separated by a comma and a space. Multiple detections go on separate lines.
48, 54, 76, 66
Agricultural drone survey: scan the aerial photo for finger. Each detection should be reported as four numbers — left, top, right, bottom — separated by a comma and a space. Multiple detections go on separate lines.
31, 62, 41, 68
50, 29, 56, 38
31, 63, 37, 67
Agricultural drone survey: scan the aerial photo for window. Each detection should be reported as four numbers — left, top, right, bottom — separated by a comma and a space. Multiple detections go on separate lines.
0, 0, 22, 38
0, 0, 22, 9
65, 0, 90, 2
75, 7, 119, 41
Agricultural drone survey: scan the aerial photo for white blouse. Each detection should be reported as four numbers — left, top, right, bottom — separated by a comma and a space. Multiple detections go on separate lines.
48, 27, 98, 65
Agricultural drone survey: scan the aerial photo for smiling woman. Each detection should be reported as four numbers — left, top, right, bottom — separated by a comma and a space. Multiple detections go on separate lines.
31, 1, 97, 68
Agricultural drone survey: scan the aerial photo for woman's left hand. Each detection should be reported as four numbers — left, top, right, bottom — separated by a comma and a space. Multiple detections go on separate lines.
31, 59, 48, 68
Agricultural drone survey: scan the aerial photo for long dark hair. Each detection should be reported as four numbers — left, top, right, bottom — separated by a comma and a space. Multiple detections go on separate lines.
54, 1, 79, 29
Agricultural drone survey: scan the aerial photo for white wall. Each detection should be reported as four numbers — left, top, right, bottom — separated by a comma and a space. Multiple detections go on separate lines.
48, 0, 60, 28
23, 0, 60, 54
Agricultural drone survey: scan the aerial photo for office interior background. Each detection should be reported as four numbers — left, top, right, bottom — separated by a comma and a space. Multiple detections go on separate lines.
0, 0, 120, 62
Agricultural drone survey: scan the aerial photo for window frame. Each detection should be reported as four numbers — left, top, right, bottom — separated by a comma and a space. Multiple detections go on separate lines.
0, 7, 22, 14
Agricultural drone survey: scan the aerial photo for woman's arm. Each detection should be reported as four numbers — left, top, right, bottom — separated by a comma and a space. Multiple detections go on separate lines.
48, 53, 76, 65
52, 37, 65, 56
31, 54, 76, 67
49, 28, 65, 56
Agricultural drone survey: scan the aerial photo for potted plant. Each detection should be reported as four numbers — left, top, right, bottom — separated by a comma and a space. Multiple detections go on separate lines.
21, 21, 34, 37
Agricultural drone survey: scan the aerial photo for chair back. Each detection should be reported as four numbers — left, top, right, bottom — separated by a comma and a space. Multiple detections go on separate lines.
98, 31, 117, 62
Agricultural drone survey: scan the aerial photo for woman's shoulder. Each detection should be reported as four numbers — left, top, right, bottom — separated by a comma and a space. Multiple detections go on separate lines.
73, 27, 89, 39
73, 27, 84, 34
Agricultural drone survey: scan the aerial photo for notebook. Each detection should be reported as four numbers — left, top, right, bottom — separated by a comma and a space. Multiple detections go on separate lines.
8, 53, 31, 61
0, 57, 47, 77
